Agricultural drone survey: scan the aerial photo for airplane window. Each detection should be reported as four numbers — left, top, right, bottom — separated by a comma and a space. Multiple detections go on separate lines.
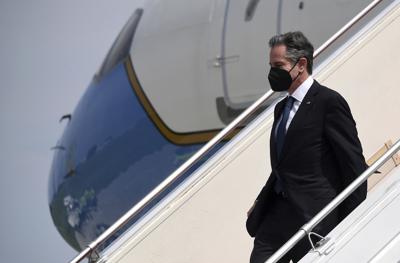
96, 8, 143, 79
245, 0, 260, 21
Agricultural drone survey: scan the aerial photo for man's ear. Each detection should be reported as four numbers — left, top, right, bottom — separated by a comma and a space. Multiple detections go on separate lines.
298, 57, 307, 72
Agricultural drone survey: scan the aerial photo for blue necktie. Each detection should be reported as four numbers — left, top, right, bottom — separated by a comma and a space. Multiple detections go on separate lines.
276, 96, 295, 158
274, 96, 295, 194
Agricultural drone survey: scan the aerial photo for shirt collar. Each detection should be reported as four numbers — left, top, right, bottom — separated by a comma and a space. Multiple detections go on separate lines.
290, 76, 313, 103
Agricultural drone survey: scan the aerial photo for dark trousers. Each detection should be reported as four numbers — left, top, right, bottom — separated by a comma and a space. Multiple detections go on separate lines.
249, 193, 311, 263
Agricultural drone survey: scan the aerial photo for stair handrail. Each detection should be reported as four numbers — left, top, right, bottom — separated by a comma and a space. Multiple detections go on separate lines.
265, 139, 400, 263
314, 0, 384, 58
69, 0, 385, 262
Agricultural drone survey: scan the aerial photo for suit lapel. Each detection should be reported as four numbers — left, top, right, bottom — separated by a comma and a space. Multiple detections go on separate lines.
278, 81, 320, 163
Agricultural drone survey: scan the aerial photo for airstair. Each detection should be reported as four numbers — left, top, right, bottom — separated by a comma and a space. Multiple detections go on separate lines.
70, 0, 400, 262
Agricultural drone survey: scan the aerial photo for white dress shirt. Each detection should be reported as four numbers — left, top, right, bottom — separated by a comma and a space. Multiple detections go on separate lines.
276, 76, 314, 134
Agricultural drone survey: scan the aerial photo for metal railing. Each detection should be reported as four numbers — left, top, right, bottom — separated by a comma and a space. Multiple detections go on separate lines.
69, 0, 385, 262
265, 139, 400, 263
314, 0, 384, 58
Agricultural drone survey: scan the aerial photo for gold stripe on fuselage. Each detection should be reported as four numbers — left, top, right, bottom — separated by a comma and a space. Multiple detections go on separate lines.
124, 57, 240, 145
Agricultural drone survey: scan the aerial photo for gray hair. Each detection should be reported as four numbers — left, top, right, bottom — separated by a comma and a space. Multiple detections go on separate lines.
269, 31, 314, 74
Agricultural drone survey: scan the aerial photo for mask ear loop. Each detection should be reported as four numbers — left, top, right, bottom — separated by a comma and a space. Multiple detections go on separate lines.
289, 57, 304, 82
288, 58, 300, 73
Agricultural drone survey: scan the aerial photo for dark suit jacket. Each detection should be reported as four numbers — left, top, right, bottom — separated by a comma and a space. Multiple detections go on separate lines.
247, 80, 367, 237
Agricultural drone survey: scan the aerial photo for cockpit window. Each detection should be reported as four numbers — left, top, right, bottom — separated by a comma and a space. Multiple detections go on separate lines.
245, 0, 260, 21
96, 8, 143, 79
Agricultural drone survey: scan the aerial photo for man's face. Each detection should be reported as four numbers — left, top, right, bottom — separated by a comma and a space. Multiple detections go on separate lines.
269, 44, 303, 92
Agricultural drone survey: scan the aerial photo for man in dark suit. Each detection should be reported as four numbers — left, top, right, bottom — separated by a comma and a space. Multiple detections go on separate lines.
247, 31, 367, 263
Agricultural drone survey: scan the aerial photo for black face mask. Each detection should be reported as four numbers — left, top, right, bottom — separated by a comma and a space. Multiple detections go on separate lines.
268, 61, 299, 92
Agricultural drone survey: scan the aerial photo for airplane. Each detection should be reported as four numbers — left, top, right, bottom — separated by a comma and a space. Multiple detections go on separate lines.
48, 0, 373, 252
